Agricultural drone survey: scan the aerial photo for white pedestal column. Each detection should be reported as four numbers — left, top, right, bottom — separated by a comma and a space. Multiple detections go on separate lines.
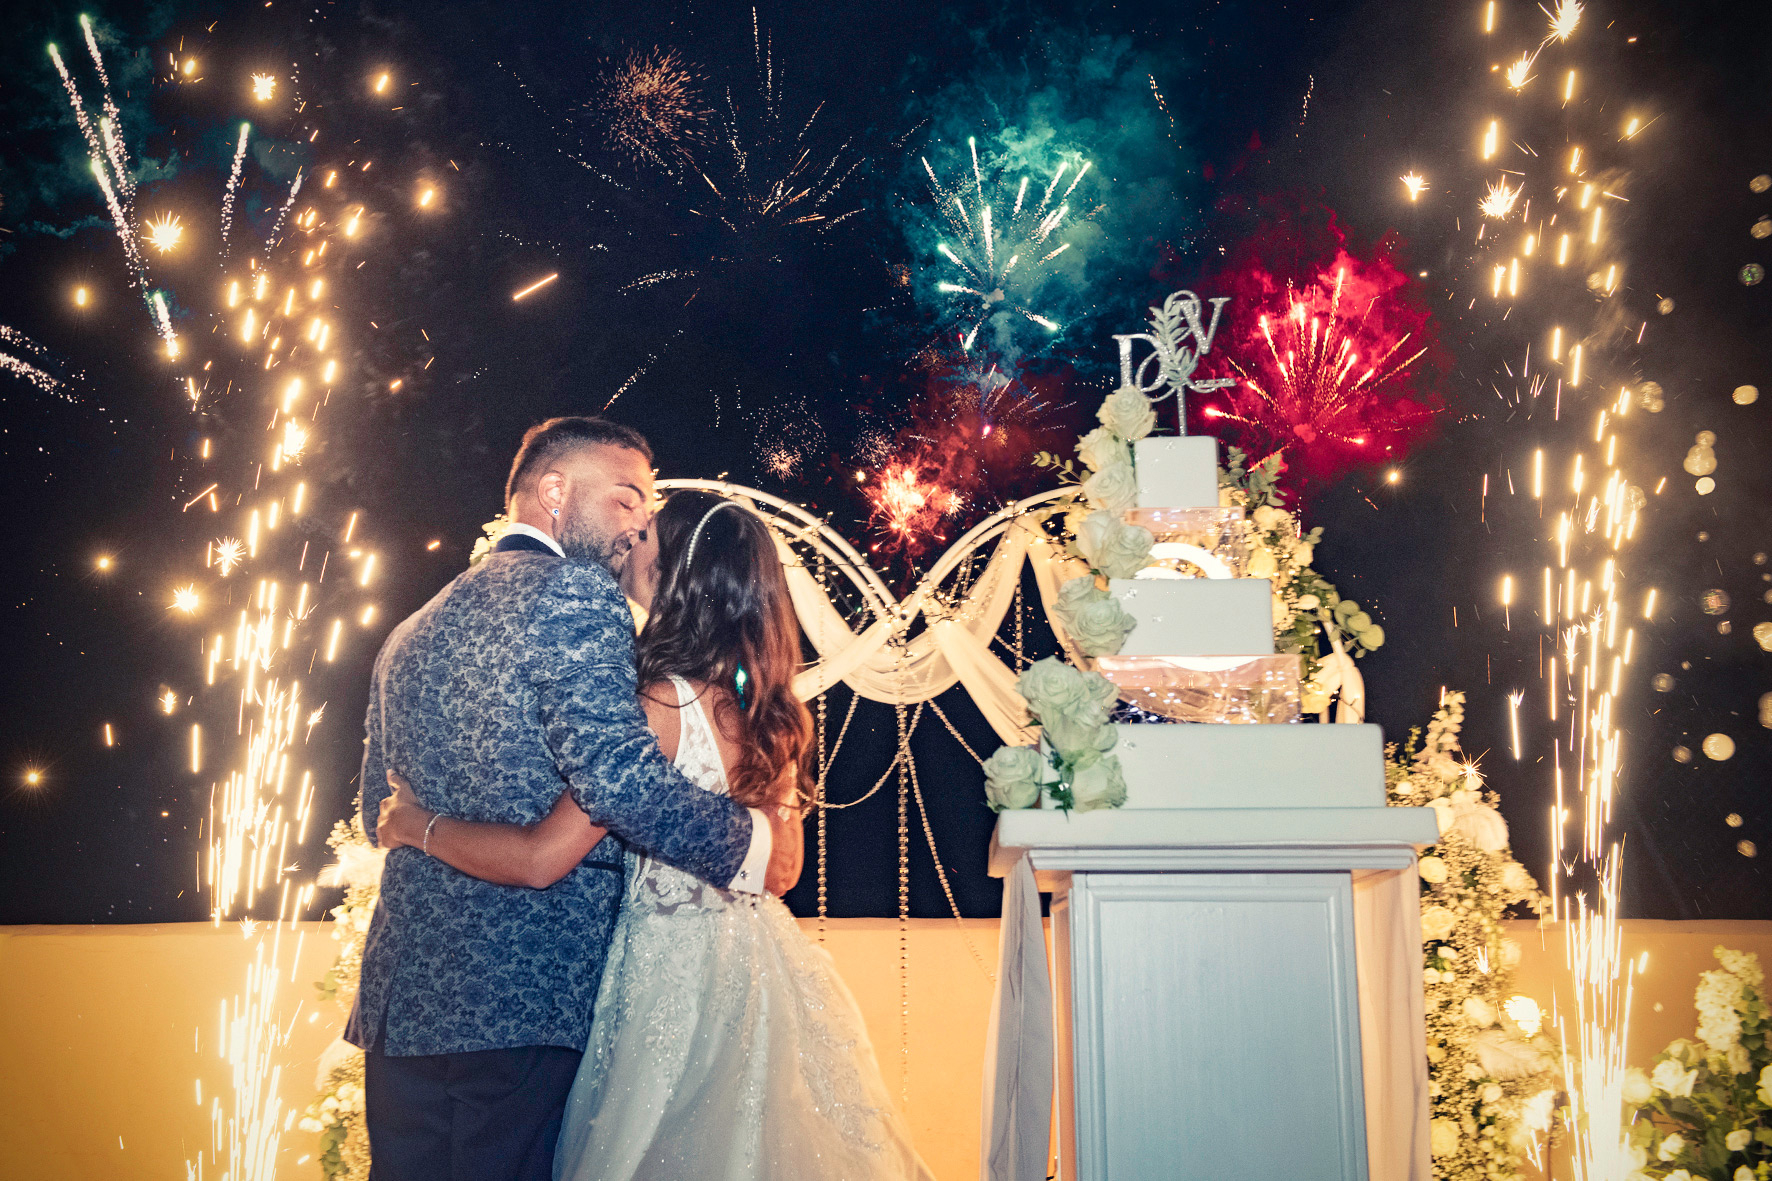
990, 807, 1436, 1181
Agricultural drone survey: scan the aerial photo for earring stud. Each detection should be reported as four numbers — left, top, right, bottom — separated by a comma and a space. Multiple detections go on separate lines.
551, 508, 559, 517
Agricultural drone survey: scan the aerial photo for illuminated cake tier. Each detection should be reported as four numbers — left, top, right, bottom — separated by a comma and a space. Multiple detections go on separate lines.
1096, 433, 1299, 722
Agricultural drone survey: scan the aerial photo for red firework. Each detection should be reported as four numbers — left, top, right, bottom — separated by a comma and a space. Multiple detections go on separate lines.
855, 351, 1076, 569
1168, 201, 1445, 491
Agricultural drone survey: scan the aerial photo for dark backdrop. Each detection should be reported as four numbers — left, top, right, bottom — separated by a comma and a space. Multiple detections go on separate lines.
0, 0, 1766, 923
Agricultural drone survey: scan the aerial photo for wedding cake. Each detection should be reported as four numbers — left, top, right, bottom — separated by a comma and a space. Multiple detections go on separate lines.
1091, 433, 1387, 810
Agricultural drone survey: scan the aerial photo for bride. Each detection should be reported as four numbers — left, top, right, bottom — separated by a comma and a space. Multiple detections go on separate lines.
376, 490, 931, 1181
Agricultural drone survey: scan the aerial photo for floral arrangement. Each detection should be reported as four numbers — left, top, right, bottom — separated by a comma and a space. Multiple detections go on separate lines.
467, 512, 514, 566
1387, 692, 1559, 1178
298, 810, 384, 1181
983, 657, 1126, 812
1217, 445, 1384, 712
1623, 946, 1770, 1180
987, 374, 1164, 812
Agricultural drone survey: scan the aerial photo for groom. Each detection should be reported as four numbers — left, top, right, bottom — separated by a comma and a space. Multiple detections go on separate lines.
345, 416, 796, 1181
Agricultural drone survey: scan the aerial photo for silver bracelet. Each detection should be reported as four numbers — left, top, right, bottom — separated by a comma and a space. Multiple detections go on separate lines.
422, 812, 444, 856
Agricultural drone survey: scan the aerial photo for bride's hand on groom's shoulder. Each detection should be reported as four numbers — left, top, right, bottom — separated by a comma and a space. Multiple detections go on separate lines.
377, 769, 432, 850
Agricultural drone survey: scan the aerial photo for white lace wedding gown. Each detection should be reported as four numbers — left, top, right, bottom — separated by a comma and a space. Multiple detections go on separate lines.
553, 676, 932, 1181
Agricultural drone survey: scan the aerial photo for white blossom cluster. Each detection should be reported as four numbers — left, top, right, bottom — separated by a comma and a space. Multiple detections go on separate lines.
302, 811, 382, 1181
1623, 947, 1771, 1180
1387, 692, 1559, 1178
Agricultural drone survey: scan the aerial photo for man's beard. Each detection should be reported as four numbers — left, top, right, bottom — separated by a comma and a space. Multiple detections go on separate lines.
557, 502, 629, 572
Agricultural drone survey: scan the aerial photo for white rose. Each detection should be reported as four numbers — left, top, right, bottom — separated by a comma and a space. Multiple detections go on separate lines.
1430, 1118, 1460, 1157
1651, 1057, 1698, 1097
1251, 504, 1288, 532
1421, 905, 1458, 942
1296, 593, 1320, 611
1450, 799, 1510, 851
1481, 1083, 1503, 1103
1439, 945, 1458, 961
1076, 426, 1131, 473
1736, 1168, 1754, 1181
1621, 1066, 1654, 1107
1016, 657, 1098, 721
1301, 682, 1330, 714
983, 745, 1045, 811
1074, 511, 1153, 580
1246, 548, 1279, 578
1082, 459, 1139, 515
1725, 1128, 1751, 1152
1069, 755, 1128, 812
1659, 1133, 1686, 1161
1418, 855, 1449, 883
1758, 1062, 1772, 1105
300, 1116, 325, 1134
1052, 575, 1136, 656
1097, 385, 1156, 441
1291, 541, 1315, 567
1665, 1173, 1695, 1181
1463, 996, 1497, 1027
1423, 967, 1441, 986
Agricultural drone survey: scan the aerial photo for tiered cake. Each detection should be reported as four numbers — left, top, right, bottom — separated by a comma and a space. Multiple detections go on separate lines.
1090, 434, 1387, 810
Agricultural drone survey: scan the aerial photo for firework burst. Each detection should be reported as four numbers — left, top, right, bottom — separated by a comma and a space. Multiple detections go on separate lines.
1480, 176, 1524, 219
581, 48, 708, 171
622, 23, 864, 300
144, 212, 184, 253
1195, 245, 1437, 488
920, 138, 1093, 351
865, 463, 963, 552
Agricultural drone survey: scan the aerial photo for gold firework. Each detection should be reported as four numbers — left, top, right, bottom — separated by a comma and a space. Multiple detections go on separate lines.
170, 584, 200, 613
250, 73, 275, 102
144, 212, 183, 253
213, 536, 245, 575
585, 48, 708, 169
1480, 176, 1523, 218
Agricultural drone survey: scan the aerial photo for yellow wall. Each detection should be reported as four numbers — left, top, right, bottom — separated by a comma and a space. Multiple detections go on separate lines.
0, 918, 999, 1181
3, 917, 1769, 1180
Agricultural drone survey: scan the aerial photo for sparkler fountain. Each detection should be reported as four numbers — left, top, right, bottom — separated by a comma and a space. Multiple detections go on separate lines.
1452, 2, 1652, 1172
43, 21, 426, 1178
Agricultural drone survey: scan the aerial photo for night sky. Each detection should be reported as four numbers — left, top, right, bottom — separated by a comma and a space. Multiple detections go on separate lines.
0, 0, 1767, 924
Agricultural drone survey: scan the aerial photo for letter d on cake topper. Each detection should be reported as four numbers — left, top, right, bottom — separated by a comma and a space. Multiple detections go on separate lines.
1112, 289, 1235, 434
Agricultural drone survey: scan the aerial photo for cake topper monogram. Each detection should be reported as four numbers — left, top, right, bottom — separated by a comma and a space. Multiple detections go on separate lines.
1112, 290, 1235, 434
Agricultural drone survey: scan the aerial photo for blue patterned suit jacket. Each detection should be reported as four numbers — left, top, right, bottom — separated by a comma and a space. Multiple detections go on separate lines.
344, 532, 756, 1057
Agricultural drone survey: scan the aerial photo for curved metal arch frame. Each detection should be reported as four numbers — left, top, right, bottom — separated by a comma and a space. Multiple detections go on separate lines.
656, 479, 1075, 633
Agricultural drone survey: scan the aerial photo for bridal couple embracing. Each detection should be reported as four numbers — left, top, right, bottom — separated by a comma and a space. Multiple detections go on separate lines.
347, 416, 932, 1180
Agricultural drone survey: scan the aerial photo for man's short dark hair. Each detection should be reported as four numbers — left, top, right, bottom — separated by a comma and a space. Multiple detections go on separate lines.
505, 416, 654, 508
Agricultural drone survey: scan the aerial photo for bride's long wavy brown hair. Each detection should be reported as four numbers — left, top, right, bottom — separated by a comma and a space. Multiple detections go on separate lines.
635, 491, 813, 808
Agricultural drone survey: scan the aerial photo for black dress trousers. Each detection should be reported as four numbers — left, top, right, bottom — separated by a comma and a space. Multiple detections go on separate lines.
364, 1042, 584, 1181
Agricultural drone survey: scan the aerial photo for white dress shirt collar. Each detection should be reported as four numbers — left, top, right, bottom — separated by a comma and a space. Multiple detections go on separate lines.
503, 522, 565, 558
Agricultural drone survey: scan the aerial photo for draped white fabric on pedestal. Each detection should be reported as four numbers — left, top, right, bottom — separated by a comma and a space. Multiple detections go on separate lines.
978, 854, 1054, 1181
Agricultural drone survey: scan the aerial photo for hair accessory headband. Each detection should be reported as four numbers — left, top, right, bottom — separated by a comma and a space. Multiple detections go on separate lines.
683, 500, 743, 570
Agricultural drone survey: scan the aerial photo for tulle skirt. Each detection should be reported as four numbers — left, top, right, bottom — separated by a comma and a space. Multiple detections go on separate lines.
553, 878, 932, 1181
